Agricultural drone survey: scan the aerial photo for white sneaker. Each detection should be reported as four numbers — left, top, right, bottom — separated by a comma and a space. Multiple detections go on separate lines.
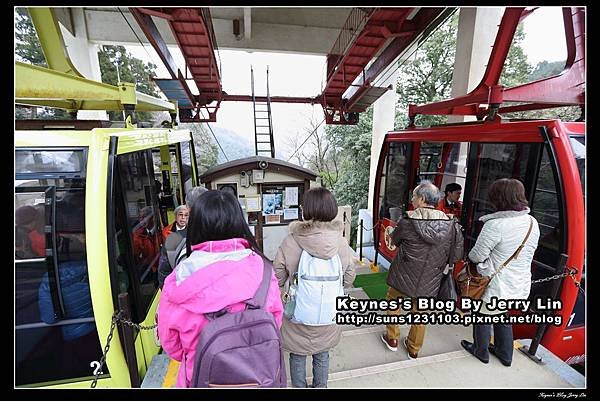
402, 337, 418, 360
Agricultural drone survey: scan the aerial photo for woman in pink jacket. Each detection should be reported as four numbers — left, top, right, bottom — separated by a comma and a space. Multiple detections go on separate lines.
158, 190, 284, 387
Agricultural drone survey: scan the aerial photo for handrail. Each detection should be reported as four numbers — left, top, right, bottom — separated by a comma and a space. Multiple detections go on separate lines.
200, 7, 222, 83
326, 8, 375, 82
329, 8, 375, 56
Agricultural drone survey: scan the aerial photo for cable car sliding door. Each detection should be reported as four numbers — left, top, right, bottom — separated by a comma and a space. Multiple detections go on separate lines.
109, 148, 164, 377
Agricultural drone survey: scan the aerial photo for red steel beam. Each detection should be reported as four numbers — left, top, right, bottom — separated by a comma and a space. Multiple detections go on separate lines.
409, 8, 524, 119
222, 94, 320, 104
130, 8, 195, 111
409, 7, 585, 121
134, 7, 174, 21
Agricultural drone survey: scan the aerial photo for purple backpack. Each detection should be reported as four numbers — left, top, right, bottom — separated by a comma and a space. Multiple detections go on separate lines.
189, 259, 287, 388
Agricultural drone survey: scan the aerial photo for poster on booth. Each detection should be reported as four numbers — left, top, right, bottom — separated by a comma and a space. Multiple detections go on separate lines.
262, 192, 283, 216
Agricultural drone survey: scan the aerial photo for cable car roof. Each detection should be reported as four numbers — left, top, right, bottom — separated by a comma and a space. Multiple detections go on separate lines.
15, 127, 193, 153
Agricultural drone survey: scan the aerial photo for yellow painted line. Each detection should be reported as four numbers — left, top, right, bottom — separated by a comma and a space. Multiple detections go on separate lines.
162, 359, 180, 388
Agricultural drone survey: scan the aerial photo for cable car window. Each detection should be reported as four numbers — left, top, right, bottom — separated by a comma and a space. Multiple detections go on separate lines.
16, 150, 84, 174
379, 142, 411, 220
116, 150, 162, 317
466, 143, 533, 241
15, 178, 103, 386
418, 142, 469, 202
179, 141, 194, 195
418, 142, 442, 180
530, 145, 563, 266
569, 136, 585, 197
169, 149, 181, 205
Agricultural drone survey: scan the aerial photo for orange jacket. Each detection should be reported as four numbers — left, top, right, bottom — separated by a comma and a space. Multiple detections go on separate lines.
437, 197, 462, 218
162, 223, 175, 242
29, 230, 45, 257
132, 228, 161, 272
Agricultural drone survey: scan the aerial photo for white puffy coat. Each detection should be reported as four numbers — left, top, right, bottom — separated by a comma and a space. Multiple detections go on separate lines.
468, 208, 540, 306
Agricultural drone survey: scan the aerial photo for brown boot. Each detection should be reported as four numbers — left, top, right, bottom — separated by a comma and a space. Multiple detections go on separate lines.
402, 337, 418, 360
381, 334, 398, 352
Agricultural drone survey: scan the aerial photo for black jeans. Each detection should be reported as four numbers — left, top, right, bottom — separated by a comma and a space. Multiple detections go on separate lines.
472, 317, 514, 363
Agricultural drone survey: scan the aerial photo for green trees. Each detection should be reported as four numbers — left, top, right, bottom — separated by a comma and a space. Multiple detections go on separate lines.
395, 12, 459, 129
15, 8, 46, 67
325, 109, 374, 245
97, 45, 160, 122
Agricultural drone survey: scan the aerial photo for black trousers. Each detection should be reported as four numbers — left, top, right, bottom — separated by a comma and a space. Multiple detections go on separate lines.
472, 316, 514, 363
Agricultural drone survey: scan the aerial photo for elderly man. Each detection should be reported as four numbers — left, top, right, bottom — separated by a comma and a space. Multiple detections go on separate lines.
161, 205, 190, 241
381, 180, 464, 359
157, 186, 208, 289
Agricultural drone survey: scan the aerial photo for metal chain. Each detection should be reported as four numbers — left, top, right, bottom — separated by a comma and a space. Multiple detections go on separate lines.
530, 271, 572, 284
90, 310, 158, 388
118, 316, 158, 331
568, 271, 586, 295
359, 221, 382, 232
91, 311, 121, 388
531, 268, 585, 295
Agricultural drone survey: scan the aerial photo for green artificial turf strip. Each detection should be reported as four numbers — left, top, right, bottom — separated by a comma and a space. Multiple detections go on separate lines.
352, 271, 389, 299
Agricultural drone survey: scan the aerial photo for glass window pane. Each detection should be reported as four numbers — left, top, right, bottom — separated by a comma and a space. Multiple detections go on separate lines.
117, 151, 161, 314
16, 150, 84, 174
179, 141, 194, 195
15, 181, 103, 386
379, 142, 410, 220
15, 193, 46, 260
569, 136, 585, 198
468, 143, 533, 239
531, 148, 562, 262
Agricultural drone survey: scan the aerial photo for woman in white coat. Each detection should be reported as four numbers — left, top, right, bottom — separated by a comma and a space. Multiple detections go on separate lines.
461, 178, 540, 366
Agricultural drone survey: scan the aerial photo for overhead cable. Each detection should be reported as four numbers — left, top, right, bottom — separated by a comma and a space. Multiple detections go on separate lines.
287, 117, 326, 162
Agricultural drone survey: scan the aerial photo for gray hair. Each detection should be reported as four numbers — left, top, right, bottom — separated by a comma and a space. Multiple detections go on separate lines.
185, 186, 208, 209
413, 180, 442, 206
174, 205, 188, 215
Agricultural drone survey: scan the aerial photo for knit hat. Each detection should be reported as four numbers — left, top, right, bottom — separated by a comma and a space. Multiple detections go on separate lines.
16, 205, 38, 226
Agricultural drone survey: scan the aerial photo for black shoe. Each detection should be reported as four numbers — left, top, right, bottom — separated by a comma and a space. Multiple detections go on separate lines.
461, 340, 489, 364
488, 345, 512, 367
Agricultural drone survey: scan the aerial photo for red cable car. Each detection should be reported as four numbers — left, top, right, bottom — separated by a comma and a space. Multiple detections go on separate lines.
372, 7, 585, 367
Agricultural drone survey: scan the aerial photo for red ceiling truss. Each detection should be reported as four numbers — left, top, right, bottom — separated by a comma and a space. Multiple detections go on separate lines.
131, 7, 448, 124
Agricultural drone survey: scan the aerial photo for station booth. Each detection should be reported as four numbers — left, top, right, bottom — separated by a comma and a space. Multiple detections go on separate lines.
200, 156, 350, 260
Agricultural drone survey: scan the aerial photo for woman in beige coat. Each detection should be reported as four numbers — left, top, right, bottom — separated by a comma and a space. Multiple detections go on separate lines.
274, 187, 357, 388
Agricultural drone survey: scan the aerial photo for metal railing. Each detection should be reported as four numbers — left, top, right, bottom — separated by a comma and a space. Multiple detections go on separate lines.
329, 8, 375, 57
200, 8, 222, 81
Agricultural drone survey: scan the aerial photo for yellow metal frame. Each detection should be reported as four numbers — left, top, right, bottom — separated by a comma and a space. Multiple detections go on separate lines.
16, 8, 175, 113
28, 8, 83, 76
16, 62, 175, 112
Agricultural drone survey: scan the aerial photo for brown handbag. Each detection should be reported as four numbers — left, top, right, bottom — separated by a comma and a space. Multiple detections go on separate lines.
457, 217, 533, 300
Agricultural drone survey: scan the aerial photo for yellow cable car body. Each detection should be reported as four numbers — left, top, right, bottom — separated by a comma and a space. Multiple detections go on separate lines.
15, 127, 198, 387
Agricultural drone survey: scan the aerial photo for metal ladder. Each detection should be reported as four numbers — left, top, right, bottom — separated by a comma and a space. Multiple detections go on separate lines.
251, 66, 275, 158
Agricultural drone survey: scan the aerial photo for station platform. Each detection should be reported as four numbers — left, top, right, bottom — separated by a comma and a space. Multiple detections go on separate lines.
141, 271, 585, 389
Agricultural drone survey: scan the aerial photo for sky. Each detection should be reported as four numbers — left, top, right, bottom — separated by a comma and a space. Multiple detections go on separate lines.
126, 7, 569, 161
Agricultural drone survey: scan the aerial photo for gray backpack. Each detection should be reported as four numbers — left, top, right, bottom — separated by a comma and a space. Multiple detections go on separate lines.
188, 259, 286, 388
